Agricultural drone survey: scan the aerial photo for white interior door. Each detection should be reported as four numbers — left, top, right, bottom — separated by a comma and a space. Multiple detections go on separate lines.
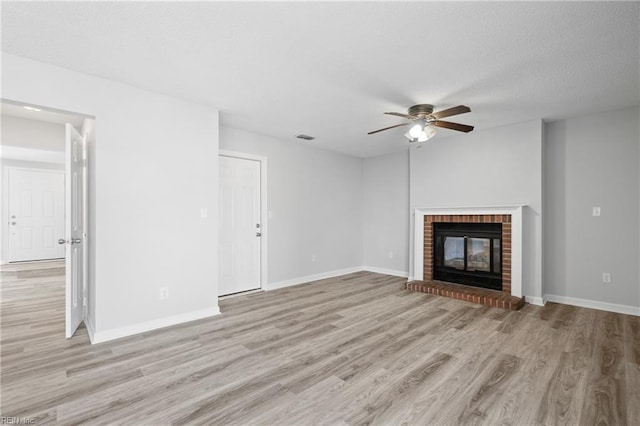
219, 155, 261, 296
8, 169, 65, 262
64, 123, 87, 338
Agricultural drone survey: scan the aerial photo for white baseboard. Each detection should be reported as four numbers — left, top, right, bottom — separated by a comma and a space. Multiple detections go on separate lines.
90, 306, 221, 344
85, 316, 96, 344
265, 267, 363, 291
362, 266, 409, 278
545, 294, 640, 316
525, 295, 546, 306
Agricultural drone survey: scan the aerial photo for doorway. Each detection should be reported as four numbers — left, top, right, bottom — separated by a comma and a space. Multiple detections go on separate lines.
1, 99, 93, 338
218, 151, 267, 296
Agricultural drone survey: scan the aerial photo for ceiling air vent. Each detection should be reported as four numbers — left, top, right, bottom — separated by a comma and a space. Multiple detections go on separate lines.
295, 134, 315, 141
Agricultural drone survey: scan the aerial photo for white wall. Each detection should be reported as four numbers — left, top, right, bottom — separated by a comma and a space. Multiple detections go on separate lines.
409, 120, 544, 301
220, 126, 363, 287
1, 115, 65, 151
545, 106, 639, 312
1, 115, 66, 163
2, 54, 220, 342
362, 150, 409, 276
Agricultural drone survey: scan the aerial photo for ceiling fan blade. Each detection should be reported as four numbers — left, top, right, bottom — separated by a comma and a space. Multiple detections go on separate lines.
433, 120, 474, 133
367, 123, 410, 135
430, 105, 471, 120
384, 112, 416, 119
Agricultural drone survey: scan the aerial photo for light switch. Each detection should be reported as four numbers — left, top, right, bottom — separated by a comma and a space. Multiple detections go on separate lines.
592, 207, 601, 217
200, 207, 208, 219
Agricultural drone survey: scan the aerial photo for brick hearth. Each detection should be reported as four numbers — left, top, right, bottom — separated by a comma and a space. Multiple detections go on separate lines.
405, 280, 525, 311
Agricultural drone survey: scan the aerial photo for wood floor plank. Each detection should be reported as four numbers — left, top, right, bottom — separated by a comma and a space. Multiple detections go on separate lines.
624, 313, 640, 366
626, 361, 640, 425
1, 263, 638, 425
536, 306, 597, 425
253, 375, 345, 425
579, 310, 627, 425
487, 323, 568, 425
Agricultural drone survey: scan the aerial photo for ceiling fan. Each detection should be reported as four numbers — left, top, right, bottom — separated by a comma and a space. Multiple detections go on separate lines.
368, 104, 474, 142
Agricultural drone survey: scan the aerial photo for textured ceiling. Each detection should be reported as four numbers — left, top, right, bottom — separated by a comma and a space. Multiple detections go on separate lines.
2, 1, 639, 157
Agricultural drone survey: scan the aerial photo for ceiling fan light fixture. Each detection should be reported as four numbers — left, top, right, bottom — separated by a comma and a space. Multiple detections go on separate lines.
405, 123, 437, 143
420, 125, 437, 141
408, 118, 426, 138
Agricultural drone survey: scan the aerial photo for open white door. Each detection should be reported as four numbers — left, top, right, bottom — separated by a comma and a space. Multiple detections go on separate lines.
63, 124, 87, 338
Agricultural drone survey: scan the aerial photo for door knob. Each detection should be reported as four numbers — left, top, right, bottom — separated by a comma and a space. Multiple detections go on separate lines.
58, 239, 67, 245
256, 232, 262, 237
10, 221, 16, 225
71, 238, 82, 244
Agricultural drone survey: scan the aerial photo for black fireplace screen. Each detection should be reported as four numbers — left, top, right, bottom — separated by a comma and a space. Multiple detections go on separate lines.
434, 223, 502, 291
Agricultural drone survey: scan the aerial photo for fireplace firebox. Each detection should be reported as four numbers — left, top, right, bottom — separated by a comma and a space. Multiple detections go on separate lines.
433, 222, 502, 291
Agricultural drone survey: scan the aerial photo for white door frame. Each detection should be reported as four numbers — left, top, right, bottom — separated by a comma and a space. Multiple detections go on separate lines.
218, 150, 267, 292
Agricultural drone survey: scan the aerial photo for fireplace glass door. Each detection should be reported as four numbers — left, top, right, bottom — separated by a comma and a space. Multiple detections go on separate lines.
434, 223, 502, 290
466, 238, 491, 272
443, 236, 496, 273
443, 237, 465, 270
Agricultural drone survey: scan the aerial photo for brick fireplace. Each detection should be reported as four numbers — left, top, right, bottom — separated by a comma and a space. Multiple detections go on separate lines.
409, 206, 525, 309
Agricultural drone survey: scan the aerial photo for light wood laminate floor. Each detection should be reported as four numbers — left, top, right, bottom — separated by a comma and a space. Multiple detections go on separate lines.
1, 262, 638, 425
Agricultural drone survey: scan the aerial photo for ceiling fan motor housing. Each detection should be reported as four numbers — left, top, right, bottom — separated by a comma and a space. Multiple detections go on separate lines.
408, 104, 434, 118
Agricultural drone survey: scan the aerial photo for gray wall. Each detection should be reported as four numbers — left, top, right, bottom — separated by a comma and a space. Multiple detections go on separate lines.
409, 119, 544, 300
220, 126, 364, 286
362, 150, 409, 275
544, 106, 639, 308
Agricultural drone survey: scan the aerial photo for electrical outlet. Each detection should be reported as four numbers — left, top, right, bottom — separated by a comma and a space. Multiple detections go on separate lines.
602, 273, 611, 283
159, 287, 169, 299
592, 207, 601, 217
388, 251, 394, 259
311, 255, 317, 262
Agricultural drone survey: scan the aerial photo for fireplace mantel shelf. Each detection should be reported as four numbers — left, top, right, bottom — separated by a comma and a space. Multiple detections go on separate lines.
414, 205, 526, 215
